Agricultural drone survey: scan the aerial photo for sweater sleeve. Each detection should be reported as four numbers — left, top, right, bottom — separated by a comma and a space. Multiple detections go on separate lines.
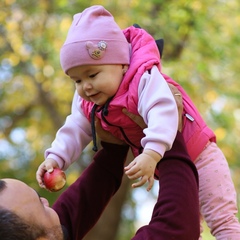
53, 142, 129, 240
45, 91, 92, 170
138, 66, 178, 157
132, 132, 200, 240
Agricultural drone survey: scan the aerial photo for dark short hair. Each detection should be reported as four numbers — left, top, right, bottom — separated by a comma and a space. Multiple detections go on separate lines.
0, 207, 47, 240
0, 180, 63, 240
0, 179, 6, 193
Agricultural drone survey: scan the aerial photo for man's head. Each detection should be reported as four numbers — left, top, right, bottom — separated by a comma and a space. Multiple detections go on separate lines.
60, 5, 130, 74
0, 179, 64, 240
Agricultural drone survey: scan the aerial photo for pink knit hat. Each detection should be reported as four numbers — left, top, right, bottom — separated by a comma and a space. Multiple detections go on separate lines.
60, 5, 130, 74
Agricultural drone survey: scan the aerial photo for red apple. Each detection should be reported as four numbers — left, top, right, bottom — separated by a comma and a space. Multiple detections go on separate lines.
43, 168, 66, 192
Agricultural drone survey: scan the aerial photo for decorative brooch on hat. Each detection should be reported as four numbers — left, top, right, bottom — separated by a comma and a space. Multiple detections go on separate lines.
86, 41, 107, 60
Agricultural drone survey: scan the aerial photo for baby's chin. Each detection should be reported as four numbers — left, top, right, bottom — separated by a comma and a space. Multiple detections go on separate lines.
91, 97, 109, 106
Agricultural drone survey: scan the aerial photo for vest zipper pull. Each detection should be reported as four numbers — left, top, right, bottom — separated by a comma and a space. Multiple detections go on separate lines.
185, 113, 194, 122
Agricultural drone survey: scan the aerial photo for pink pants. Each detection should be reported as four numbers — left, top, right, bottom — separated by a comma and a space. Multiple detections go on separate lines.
195, 142, 240, 240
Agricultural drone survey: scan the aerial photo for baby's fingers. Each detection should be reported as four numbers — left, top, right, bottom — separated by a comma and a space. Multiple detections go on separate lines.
36, 165, 47, 188
146, 176, 154, 191
124, 161, 136, 172
126, 170, 143, 180
132, 175, 148, 189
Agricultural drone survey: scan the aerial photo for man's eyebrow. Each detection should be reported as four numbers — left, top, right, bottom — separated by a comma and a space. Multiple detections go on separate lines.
0, 180, 6, 193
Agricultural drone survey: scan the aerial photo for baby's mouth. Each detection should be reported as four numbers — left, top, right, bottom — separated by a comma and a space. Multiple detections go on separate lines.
87, 92, 99, 98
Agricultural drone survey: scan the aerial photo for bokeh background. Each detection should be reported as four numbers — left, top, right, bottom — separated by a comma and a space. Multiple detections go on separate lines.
1, 0, 240, 239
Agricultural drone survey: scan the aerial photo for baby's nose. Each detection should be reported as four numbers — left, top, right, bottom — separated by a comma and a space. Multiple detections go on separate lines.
83, 82, 92, 91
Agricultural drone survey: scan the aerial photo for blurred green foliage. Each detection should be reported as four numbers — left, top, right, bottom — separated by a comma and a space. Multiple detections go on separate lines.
1, 0, 240, 239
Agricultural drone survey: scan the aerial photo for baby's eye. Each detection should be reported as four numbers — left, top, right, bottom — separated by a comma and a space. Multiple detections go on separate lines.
75, 79, 81, 84
89, 72, 98, 78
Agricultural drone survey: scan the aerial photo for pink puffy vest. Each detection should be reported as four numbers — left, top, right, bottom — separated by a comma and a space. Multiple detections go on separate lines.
82, 26, 216, 161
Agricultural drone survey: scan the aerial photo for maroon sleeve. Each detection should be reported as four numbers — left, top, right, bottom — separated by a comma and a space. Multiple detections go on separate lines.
132, 131, 200, 240
53, 143, 129, 240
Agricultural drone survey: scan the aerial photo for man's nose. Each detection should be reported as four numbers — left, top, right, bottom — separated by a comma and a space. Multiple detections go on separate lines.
40, 197, 50, 207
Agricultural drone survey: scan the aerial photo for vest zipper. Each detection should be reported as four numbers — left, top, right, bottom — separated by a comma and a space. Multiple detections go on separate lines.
100, 110, 140, 150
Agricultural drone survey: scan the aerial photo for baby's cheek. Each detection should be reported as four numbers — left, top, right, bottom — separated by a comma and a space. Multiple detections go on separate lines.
77, 89, 88, 100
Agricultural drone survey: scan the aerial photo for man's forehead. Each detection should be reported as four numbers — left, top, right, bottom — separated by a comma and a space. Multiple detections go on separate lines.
0, 178, 40, 224
0, 178, 24, 192
0, 179, 30, 207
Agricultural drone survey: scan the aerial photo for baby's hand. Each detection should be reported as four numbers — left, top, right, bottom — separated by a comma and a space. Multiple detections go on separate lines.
124, 150, 160, 191
36, 158, 59, 188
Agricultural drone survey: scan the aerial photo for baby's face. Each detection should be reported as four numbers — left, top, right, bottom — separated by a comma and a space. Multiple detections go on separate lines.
68, 64, 125, 106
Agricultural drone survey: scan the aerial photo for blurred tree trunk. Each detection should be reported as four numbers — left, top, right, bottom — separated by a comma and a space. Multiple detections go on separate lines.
83, 150, 133, 240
